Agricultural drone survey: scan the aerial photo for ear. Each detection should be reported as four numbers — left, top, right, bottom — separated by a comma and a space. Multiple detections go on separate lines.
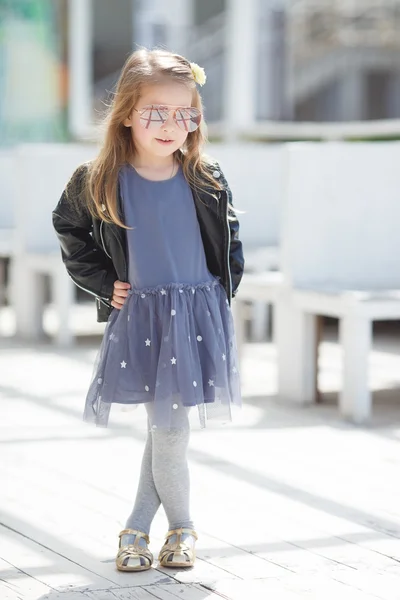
123, 113, 133, 127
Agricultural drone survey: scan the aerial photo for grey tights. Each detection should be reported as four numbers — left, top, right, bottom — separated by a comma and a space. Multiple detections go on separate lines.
125, 402, 194, 539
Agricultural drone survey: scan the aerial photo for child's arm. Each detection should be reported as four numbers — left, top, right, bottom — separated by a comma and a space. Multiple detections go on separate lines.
52, 164, 117, 305
215, 164, 245, 297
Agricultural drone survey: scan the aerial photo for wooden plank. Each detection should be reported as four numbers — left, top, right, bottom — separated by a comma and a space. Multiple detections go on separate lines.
331, 569, 400, 600
84, 588, 160, 600
36, 585, 223, 600
194, 531, 290, 579
208, 577, 381, 600
205, 579, 302, 600
0, 557, 52, 600
156, 557, 239, 585
142, 583, 224, 599
0, 525, 111, 591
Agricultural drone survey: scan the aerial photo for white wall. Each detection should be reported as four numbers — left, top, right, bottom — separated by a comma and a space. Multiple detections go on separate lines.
206, 142, 284, 249
282, 141, 400, 290
13, 144, 98, 254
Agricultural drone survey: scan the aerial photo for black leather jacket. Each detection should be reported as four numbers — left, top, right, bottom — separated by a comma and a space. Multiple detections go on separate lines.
52, 160, 244, 322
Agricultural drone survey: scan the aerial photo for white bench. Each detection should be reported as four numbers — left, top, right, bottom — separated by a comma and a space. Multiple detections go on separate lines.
9, 143, 97, 345
210, 143, 284, 340
276, 142, 400, 422
233, 271, 283, 364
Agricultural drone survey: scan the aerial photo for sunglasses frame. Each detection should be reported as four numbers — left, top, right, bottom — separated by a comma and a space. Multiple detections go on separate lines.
133, 104, 202, 132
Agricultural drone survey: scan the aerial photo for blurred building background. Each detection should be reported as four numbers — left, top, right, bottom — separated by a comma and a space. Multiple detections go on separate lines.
1, 0, 400, 145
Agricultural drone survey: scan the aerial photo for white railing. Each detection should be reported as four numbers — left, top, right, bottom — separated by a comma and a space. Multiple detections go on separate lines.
206, 118, 400, 141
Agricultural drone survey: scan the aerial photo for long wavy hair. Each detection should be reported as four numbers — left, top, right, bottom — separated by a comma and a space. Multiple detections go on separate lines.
84, 48, 222, 229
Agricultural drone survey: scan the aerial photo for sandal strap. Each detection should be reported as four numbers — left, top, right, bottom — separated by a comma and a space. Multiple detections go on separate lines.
164, 528, 198, 541
117, 545, 152, 558
116, 545, 153, 568
119, 528, 150, 545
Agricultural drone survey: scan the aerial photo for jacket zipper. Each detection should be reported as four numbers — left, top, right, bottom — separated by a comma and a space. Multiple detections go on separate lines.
101, 217, 128, 282
221, 190, 232, 304
115, 188, 129, 282
100, 220, 112, 259
113, 228, 128, 282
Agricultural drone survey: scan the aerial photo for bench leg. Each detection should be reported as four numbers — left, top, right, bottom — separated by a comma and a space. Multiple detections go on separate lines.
52, 268, 74, 347
231, 298, 247, 369
251, 301, 269, 341
276, 299, 317, 404
11, 261, 45, 340
339, 315, 372, 423
0, 259, 6, 305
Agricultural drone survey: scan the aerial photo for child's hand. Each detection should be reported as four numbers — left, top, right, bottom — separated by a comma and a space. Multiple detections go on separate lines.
111, 280, 131, 310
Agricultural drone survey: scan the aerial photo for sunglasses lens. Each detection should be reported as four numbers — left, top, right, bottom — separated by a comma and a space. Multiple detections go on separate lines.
138, 106, 168, 129
175, 108, 202, 132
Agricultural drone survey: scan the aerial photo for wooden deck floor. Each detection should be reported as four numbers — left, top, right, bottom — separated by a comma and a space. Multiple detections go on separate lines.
1, 320, 400, 599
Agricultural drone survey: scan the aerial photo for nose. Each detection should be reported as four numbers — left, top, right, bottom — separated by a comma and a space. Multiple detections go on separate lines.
162, 111, 175, 132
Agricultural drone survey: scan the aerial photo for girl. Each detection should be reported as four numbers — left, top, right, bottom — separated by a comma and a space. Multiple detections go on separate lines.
52, 48, 244, 573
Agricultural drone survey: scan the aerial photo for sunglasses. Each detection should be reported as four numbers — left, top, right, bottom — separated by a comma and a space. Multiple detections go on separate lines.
133, 104, 202, 133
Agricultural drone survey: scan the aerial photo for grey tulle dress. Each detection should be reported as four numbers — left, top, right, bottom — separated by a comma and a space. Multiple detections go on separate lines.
83, 163, 242, 429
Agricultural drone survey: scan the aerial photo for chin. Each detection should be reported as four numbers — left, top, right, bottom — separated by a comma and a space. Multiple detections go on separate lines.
153, 144, 179, 155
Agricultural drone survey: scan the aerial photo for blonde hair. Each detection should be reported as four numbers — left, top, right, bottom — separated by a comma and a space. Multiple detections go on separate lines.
85, 48, 222, 228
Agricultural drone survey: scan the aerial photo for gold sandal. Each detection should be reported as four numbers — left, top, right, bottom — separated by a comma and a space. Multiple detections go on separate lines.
116, 529, 153, 572
158, 528, 198, 568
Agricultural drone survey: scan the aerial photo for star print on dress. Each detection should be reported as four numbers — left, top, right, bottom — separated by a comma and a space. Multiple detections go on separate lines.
161, 289, 167, 295
208, 379, 214, 386
145, 339, 151, 346
232, 366, 237, 373
121, 360, 127, 368
222, 354, 226, 361
171, 357, 177, 365
171, 309, 176, 316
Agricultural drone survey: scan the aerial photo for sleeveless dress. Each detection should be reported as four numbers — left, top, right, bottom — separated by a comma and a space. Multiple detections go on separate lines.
83, 163, 242, 429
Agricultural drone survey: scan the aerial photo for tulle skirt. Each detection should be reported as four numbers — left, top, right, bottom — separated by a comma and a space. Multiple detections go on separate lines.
83, 278, 242, 429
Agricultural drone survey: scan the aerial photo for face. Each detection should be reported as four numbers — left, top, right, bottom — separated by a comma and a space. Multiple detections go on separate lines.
124, 82, 197, 159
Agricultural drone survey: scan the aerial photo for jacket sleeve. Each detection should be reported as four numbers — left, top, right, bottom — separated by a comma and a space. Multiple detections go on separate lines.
52, 164, 117, 305
215, 163, 245, 297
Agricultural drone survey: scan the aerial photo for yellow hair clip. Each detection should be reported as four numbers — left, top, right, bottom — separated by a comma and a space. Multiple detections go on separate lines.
190, 62, 207, 86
